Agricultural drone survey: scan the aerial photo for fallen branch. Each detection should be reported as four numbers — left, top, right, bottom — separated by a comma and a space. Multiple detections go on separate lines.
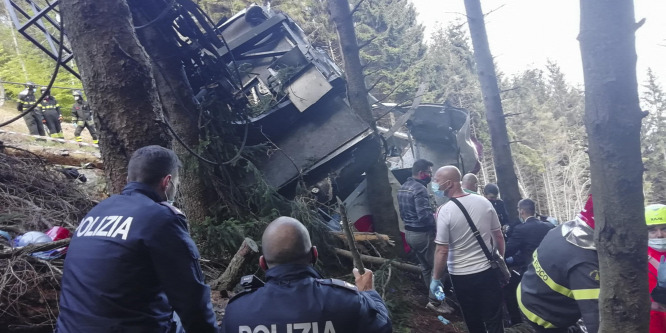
333, 248, 421, 274
330, 231, 394, 245
338, 197, 365, 274
211, 238, 259, 291
0, 239, 70, 259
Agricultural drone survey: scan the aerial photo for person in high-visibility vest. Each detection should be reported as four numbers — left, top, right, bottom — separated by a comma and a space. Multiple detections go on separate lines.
71, 90, 98, 144
17, 82, 45, 136
646, 204, 666, 332
38, 87, 64, 139
518, 195, 599, 333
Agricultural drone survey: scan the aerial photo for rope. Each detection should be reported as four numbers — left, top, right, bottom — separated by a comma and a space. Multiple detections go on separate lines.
159, 117, 219, 165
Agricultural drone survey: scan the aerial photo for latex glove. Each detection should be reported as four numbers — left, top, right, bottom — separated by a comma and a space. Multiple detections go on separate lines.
430, 278, 445, 300
505, 256, 514, 265
353, 268, 374, 292
659, 256, 666, 287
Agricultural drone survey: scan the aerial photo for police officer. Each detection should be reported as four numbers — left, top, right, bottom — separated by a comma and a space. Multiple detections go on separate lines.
38, 87, 64, 139
56, 145, 218, 333
17, 82, 45, 136
518, 195, 599, 332
222, 216, 392, 333
71, 90, 98, 144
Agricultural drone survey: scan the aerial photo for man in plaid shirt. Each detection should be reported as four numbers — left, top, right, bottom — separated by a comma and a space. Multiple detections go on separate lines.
398, 159, 453, 314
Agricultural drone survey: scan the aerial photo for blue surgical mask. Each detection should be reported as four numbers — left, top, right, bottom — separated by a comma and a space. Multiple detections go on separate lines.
431, 182, 444, 198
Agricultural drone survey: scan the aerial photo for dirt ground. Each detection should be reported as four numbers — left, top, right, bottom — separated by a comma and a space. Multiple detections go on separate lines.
0, 103, 97, 145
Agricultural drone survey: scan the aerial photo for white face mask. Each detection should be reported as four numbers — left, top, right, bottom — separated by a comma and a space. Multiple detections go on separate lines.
649, 238, 666, 251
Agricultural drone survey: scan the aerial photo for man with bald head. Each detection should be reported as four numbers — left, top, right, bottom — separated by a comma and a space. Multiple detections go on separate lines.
222, 217, 392, 333
430, 166, 505, 333
462, 173, 479, 194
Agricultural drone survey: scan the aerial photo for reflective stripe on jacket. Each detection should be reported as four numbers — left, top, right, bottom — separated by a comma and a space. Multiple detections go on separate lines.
518, 224, 600, 332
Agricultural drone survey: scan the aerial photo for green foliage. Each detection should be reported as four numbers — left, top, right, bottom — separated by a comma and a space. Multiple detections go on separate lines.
640, 68, 666, 204
0, 9, 82, 119
354, 0, 427, 103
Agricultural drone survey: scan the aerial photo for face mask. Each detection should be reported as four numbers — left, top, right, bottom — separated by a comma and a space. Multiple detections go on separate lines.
431, 182, 444, 198
649, 238, 666, 251
74, 96, 80, 101
422, 176, 432, 184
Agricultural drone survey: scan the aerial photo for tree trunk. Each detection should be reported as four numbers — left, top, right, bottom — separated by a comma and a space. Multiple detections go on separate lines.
60, 0, 171, 193
579, 2, 649, 332
463, 0, 521, 222
327, 0, 403, 257
128, 0, 213, 224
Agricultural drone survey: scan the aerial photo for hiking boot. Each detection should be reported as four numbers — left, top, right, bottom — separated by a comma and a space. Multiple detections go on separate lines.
426, 301, 455, 314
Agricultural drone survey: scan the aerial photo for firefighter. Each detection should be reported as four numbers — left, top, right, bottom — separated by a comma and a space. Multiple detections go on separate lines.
71, 90, 98, 144
17, 82, 45, 136
646, 204, 666, 332
518, 195, 599, 333
39, 87, 64, 139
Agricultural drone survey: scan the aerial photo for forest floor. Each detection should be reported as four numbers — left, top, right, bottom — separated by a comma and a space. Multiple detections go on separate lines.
0, 103, 97, 146
0, 104, 473, 332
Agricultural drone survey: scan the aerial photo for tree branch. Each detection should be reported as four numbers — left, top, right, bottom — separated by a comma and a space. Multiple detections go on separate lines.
358, 35, 378, 50
350, 0, 367, 17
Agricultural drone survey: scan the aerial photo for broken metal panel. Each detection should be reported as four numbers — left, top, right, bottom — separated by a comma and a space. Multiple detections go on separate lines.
286, 64, 333, 112
385, 103, 479, 176
252, 94, 373, 191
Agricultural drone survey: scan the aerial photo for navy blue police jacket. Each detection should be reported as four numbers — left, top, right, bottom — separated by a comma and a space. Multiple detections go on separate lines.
55, 182, 218, 333
222, 264, 392, 333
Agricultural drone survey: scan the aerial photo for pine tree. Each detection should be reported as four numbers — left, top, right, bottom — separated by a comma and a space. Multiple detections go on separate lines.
641, 68, 666, 204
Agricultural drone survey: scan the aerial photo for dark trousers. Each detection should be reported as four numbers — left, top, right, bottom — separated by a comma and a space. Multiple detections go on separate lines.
526, 321, 570, 333
503, 269, 523, 324
43, 109, 62, 136
23, 112, 45, 136
74, 120, 98, 140
451, 268, 504, 333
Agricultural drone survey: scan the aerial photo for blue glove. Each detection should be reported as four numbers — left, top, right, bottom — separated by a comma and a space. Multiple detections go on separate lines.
430, 278, 445, 301
505, 257, 514, 265
659, 256, 666, 288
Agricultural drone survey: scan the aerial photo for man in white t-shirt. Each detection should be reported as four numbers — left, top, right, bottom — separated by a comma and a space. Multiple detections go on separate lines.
430, 166, 505, 333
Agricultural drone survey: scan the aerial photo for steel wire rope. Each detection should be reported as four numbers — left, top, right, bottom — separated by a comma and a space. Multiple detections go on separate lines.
0, 17, 65, 129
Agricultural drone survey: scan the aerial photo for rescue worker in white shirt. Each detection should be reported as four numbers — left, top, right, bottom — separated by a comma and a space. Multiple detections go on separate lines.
38, 87, 64, 139
518, 195, 599, 333
430, 166, 505, 333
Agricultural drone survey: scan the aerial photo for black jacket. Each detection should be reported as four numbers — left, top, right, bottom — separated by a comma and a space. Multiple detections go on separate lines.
505, 216, 555, 268
223, 264, 391, 333
72, 100, 93, 122
489, 199, 510, 226
519, 223, 599, 332
56, 182, 218, 333
38, 95, 61, 115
